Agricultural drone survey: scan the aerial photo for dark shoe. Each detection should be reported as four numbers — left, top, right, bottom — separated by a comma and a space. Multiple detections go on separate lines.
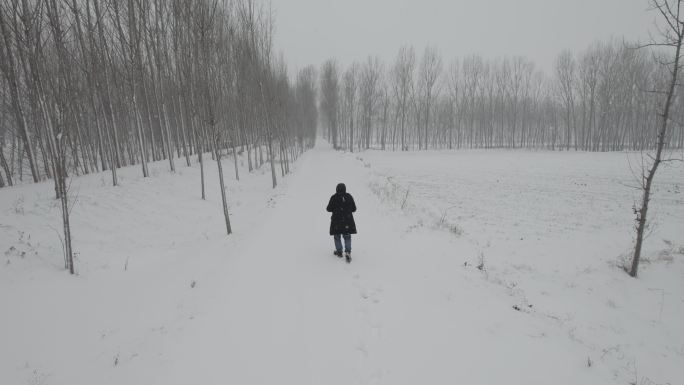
345, 252, 351, 263
333, 250, 343, 258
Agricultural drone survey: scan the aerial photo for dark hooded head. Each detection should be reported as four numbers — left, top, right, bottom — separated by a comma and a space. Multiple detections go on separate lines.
336, 183, 346, 194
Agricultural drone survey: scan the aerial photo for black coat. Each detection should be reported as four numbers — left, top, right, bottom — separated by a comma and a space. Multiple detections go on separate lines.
327, 192, 357, 235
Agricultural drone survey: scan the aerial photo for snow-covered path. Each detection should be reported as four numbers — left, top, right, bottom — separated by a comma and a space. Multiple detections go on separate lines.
132, 145, 600, 385
155, 147, 368, 384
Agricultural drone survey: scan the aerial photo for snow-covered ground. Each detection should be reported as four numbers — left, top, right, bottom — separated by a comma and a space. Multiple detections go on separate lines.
1, 143, 682, 385
360, 148, 684, 384
0, 151, 290, 385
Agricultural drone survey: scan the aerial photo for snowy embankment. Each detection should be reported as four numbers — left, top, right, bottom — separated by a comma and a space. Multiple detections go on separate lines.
360, 149, 684, 384
1, 144, 683, 385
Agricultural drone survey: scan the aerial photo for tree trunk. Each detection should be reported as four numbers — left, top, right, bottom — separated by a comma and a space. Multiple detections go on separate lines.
631, 1, 683, 277
133, 95, 149, 177
214, 137, 232, 235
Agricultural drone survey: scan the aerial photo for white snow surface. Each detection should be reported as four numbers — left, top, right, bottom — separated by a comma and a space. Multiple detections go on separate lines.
1, 142, 683, 385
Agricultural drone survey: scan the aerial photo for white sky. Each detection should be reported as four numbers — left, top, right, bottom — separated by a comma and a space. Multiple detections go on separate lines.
268, 0, 655, 75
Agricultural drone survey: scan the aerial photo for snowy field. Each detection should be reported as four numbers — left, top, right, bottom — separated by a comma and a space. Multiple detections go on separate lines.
360, 149, 684, 384
1, 143, 683, 385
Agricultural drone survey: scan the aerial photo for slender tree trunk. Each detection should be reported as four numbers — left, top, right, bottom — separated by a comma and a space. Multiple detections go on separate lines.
162, 103, 176, 172
0, 143, 10, 186
194, 117, 206, 200
231, 126, 240, 181
213, 135, 232, 234
178, 95, 191, 167
133, 95, 149, 177
38, 88, 74, 273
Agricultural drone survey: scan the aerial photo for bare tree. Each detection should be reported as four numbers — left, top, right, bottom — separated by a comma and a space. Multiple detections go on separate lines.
378, 82, 391, 150
392, 46, 415, 151
320, 59, 340, 148
446, 59, 462, 149
343, 63, 358, 152
555, 50, 577, 151
630, 0, 684, 277
359, 56, 383, 150
0, 104, 10, 186
418, 46, 443, 150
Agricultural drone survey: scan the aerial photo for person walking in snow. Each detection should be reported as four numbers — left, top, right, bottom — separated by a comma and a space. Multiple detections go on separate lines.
327, 183, 357, 263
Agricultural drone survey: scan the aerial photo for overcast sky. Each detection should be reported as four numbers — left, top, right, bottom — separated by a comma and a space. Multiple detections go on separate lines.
268, 0, 655, 76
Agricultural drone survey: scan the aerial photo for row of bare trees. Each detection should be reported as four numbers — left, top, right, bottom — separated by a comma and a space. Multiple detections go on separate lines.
0, 0, 316, 188
320, 41, 684, 153
0, 0, 317, 273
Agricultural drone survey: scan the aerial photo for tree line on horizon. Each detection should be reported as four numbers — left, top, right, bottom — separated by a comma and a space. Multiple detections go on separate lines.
319, 40, 684, 153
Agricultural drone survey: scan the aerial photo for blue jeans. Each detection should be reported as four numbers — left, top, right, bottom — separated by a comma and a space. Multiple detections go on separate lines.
334, 234, 352, 253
